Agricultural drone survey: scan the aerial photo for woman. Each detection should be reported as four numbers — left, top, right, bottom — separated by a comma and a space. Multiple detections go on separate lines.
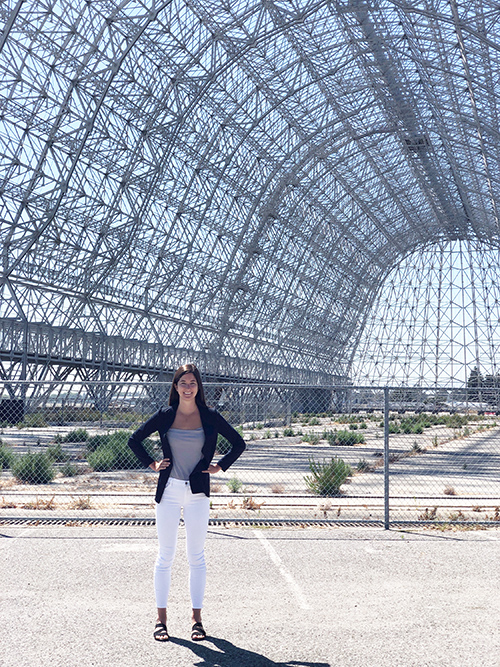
127, 363, 246, 642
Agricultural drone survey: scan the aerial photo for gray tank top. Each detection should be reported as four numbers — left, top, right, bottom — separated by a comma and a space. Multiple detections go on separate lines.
168, 427, 205, 480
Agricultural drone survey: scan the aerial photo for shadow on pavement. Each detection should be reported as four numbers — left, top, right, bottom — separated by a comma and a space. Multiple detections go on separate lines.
170, 636, 330, 667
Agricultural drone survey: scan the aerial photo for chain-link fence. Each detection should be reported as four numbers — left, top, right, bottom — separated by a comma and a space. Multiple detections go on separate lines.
0, 381, 499, 526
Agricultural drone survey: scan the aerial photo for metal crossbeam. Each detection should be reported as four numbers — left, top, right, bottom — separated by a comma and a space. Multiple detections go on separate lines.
1, 1, 500, 386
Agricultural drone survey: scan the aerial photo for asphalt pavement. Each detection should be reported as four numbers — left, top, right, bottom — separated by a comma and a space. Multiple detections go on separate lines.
1, 524, 499, 667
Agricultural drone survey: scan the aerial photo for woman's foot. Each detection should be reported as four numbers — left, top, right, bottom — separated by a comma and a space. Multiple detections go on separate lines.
191, 621, 206, 641
153, 622, 169, 642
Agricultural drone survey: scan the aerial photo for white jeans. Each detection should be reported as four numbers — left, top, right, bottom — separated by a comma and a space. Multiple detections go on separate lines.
154, 477, 210, 609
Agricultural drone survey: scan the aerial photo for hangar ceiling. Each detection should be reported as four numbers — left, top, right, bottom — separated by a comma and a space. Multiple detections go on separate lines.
1, 0, 500, 384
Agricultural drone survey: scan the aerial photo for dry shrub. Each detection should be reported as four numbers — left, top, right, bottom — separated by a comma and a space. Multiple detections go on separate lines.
444, 486, 457, 495
22, 496, 56, 510
69, 495, 92, 510
419, 507, 438, 521
242, 497, 263, 510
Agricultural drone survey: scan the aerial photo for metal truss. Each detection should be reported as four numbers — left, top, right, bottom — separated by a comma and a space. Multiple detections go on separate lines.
1, 1, 500, 386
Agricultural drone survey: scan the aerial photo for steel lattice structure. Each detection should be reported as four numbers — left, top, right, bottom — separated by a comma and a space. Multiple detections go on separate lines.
2, 0, 500, 386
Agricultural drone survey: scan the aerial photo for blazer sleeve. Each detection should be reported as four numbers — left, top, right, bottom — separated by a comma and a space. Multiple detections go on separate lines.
214, 410, 246, 471
127, 409, 163, 468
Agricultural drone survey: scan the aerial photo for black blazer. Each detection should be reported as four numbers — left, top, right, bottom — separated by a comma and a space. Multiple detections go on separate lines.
127, 402, 246, 502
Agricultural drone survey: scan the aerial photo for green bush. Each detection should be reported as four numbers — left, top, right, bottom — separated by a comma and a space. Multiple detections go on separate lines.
46, 443, 70, 462
0, 443, 16, 469
86, 430, 158, 471
283, 427, 295, 437
305, 457, 352, 496
302, 433, 321, 445
88, 447, 115, 472
227, 476, 243, 493
12, 451, 55, 484
19, 413, 48, 428
62, 428, 89, 443
60, 462, 80, 477
324, 430, 365, 446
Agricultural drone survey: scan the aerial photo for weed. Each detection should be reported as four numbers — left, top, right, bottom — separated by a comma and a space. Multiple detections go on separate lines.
444, 485, 457, 496
271, 483, 284, 494
227, 476, 243, 493
356, 459, 372, 472
242, 497, 264, 510
264, 430, 271, 439
304, 457, 352, 497
22, 496, 56, 510
318, 501, 332, 517
0, 496, 17, 509
69, 496, 92, 510
283, 427, 295, 437
302, 433, 321, 445
419, 507, 438, 521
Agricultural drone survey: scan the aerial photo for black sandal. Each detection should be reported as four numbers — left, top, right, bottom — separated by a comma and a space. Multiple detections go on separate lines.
153, 622, 169, 642
191, 621, 207, 641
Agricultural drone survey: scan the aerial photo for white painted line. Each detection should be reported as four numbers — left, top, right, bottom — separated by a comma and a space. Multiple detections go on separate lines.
0, 526, 34, 548
253, 530, 311, 610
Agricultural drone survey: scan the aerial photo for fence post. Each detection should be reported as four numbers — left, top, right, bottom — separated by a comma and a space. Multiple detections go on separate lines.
384, 386, 390, 529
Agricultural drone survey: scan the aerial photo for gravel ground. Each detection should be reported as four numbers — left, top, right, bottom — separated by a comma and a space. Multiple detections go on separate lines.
1, 524, 500, 667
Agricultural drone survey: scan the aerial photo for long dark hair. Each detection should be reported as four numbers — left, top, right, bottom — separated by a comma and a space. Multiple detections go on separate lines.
168, 363, 207, 407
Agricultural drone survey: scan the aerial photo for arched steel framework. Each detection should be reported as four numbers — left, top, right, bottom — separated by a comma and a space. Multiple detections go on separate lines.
1, 1, 500, 385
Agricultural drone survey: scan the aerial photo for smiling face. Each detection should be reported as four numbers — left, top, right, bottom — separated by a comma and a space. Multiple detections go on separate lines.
175, 372, 199, 404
